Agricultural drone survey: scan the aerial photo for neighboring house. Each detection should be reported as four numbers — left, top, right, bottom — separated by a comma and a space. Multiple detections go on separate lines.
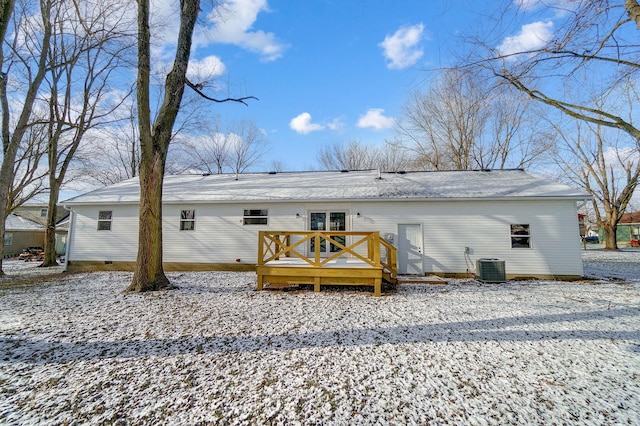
12, 204, 70, 255
599, 212, 640, 246
4, 214, 45, 257
61, 169, 591, 279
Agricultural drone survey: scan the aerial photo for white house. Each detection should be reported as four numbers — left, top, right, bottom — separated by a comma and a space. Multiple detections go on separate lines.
61, 169, 591, 279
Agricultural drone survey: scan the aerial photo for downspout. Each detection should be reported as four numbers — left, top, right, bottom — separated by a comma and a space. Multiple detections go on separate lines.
62, 205, 75, 272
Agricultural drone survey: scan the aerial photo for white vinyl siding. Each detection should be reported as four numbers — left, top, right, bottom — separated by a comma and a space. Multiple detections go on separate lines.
66, 199, 583, 277
70, 206, 138, 261
350, 199, 583, 277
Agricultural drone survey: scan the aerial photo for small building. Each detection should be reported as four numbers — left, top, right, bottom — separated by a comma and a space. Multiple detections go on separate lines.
61, 169, 591, 279
11, 204, 69, 255
599, 212, 640, 246
4, 214, 45, 257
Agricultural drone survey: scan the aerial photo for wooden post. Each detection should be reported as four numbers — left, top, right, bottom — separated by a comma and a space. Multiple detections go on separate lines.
257, 273, 264, 291
374, 277, 381, 297
285, 234, 291, 257
257, 231, 265, 266
314, 276, 321, 292
371, 232, 381, 266
314, 232, 321, 266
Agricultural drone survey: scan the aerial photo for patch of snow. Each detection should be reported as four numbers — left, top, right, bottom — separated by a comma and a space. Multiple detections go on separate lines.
0, 253, 638, 424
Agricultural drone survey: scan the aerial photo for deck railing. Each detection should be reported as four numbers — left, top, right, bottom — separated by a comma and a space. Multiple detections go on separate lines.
258, 230, 397, 278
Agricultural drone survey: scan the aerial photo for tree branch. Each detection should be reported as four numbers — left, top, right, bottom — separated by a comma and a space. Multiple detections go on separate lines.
185, 79, 257, 106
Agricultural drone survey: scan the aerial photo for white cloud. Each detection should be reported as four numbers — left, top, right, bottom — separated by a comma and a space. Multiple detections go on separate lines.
514, 0, 573, 13
327, 117, 345, 131
207, 0, 287, 61
357, 109, 395, 130
497, 21, 554, 57
514, 0, 541, 11
379, 24, 424, 70
289, 113, 324, 134
604, 146, 640, 171
187, 55, 226, 82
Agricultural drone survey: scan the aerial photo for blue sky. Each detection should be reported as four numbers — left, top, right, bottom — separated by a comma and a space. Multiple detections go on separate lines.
179, 0, 491, 171
143, 0, 575, 172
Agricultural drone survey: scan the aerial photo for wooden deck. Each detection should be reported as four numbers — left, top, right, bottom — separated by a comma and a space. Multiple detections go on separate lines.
256, 231, 397, 296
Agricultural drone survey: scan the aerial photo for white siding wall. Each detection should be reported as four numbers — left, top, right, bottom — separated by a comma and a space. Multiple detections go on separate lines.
68, 199, 583, 276
69, 203, 306, 264
69, 205, 139, 261
349, 199, 583, 277
161, 204, 305, 263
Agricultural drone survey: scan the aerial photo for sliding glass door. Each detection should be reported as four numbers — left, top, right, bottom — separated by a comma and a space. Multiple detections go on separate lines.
309, 211, 346, 255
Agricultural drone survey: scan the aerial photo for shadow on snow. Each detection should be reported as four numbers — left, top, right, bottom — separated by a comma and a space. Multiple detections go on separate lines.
2, 306, 639, 365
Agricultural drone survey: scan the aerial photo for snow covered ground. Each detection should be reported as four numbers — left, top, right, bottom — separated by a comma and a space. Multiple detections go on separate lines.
1, 250, 639, 425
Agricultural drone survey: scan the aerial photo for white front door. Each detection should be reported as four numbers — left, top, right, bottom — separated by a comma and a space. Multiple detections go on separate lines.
398, 223, 423, 275
308, 211, 346, 256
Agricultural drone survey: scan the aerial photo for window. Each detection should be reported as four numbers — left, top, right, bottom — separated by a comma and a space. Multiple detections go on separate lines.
4, 232, 12, 246
309, 211, 346, 253
180, 210, 196, 231
40, 208, 47, 217
243, 209, 268, 225
510, 224, 531, 248
97, 211, 112, 231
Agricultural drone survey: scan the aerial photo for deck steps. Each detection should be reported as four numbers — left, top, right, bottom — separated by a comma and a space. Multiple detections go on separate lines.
396, 275, 448, 285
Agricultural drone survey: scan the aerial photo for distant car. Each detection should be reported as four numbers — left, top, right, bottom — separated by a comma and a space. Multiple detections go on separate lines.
583, 236, 599, 243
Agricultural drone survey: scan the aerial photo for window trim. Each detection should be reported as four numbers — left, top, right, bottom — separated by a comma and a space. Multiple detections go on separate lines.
243, 209, 268, 226
180, 209, 196, 231
510, 224, 531, 249
97, 210, 112, 231
40, 208, 47, 218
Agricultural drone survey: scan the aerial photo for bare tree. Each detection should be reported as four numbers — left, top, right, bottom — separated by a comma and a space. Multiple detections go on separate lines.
317, 140, 378, 170
376, 139, 413, 172
484, 1, 640, 144
317, 140, 411, 172
228, 120, 267, 175
129, 0, 254, 292
554, 120, 639, 250
0, 0, 52, 275
185, 119, 266, 175
37, 0, 134, 266
8, 120, 48, 212
185, 120, 229, 174
80, 110, 140, 186
470, 0, 640, 248
401, 69, 488, 170
269, 160, 286, 173
398, 68, 548, 171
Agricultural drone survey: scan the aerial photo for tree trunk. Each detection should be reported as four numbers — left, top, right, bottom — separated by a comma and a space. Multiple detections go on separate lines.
40, 177, 59, 267
127, 0, 199, 292
602, 222, 619, 251
128, 151, 171, 291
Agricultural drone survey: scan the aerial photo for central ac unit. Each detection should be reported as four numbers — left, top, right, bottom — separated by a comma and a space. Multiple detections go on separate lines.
476, 258, 506, 283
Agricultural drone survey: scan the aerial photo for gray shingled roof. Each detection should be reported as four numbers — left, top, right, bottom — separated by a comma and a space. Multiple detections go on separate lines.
62, 169, 590, 206
5, 214, 45, 231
